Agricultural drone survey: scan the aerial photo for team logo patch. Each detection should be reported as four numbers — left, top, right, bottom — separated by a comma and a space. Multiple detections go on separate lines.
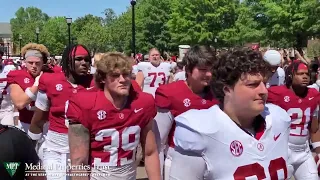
97, 110, 106, 120
257, 143, 264, 151
201, 99, 207, 104
24, 78, 30, 84
230, 140, 243, 157
284, 96, 290, 103
56, 84, 63, 91
183, 98, 191, 107
119, 113, 124, 119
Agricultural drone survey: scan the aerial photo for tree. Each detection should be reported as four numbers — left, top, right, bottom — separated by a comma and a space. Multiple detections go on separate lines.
77, 20, 108, 54
73, 14, 103, 37
41, 17, 68, 55
103, 8, 117, 26
134, 0, 173, 53
167, 0, 239, 46
10, 7, 49, 50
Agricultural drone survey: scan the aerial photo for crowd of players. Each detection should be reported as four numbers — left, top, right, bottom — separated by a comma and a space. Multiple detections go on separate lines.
0, 42, 320, 180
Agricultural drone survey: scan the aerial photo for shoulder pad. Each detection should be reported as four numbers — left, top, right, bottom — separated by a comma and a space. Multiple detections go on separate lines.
71, 91, 98, 110
176, 105, 221, 134
264, 103, 291, 128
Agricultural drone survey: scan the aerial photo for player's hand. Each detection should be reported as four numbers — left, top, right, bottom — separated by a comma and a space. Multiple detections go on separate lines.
33, 72, 43, 87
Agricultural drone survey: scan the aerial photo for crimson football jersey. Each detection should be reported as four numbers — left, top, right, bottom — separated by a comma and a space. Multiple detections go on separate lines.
39, 73, 93, 134
155, 80, 218, 147
7, 70, 36, 123
267, 85, 319, 145
66, 88, 156, 167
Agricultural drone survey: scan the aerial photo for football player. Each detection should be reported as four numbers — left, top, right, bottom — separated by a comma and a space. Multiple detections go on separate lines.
66, 53, 161, 180
7, 43, 49, 132
263, 50, 285, 88
268, 61, 319, 179
28, 44, 93, 180
135, 48, 173, 97
154, 45, 218, 180
0, 64, 16, 125
171, 49, 291, 179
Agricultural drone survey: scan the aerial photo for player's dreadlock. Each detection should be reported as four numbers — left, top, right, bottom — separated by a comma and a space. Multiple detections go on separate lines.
284, 61, 310, 88
61, 44, 91, 77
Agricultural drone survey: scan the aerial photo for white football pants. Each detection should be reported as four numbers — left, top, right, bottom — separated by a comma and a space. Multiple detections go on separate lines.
288, 144, 318, 180
42, 148, 70, 180
0, 112, 13, 125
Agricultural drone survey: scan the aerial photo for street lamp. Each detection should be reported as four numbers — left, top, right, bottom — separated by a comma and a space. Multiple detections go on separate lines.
66, 17, 72, 46
7, 42, 10, 57
130, 0, 136, 57
36, 27, 40, 43
214, 37, 218, 53
19, 34, 22, 59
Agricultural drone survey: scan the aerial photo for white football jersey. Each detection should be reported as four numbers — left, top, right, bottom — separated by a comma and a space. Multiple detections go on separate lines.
173, 71, 186, 81
174, 104, 291, 180
132, 64, 138, 75
0, 65, 16, 111
137, 62, 172, 96
266, 67, 285, 88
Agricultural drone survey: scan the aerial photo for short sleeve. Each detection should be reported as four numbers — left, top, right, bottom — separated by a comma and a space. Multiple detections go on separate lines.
6, 70, 18, 86
267, 86, 281, 104
174, 115, 205, 154
144, 95, 157, 123
131, 80, 141, 92
38, 73, 49, 92
137, 62, 144, 72
155, 86, 171, 109
66, 96, 87, 128
35, 90, 50, 111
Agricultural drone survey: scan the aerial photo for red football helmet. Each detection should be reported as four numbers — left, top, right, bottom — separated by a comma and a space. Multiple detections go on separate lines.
3, 59, 14, 65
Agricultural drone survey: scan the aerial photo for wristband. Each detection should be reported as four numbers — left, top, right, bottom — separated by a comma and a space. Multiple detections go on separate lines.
25, 88, 36, 101
312, 142, 320, 149
13, 112, 19, 117
27, 130, 42, 140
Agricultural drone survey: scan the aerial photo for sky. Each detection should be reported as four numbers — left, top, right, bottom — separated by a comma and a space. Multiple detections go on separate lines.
0, 0, 130, 22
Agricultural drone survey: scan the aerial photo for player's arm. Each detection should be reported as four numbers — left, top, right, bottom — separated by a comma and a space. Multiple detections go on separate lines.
135, 71, 144, 88
311, 105, 320, 154
172, 115, 208, 180
68, 124, 90, 180
168, 73, 174, 83
310, 105, 319, 133
28, 90, 49, 142
67, 99, 90, 180
170, 151, 207, 180
141, 119, 161, 180
9, 72, 42, 110
13, 106, 19, 126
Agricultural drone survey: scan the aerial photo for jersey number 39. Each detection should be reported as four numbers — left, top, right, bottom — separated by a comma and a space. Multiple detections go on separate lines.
93, 126, 141, 166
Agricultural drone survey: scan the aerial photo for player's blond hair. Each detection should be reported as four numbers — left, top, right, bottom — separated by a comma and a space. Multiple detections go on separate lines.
93, 53, 105, 67
21, 43, 50, 58
94, 52, 132, 90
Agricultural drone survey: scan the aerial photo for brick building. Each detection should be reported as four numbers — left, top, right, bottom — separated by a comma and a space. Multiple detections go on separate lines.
0, 23, 12, 56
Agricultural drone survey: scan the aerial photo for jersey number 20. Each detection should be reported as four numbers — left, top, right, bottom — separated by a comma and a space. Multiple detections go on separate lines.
233, 157, 287, 180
